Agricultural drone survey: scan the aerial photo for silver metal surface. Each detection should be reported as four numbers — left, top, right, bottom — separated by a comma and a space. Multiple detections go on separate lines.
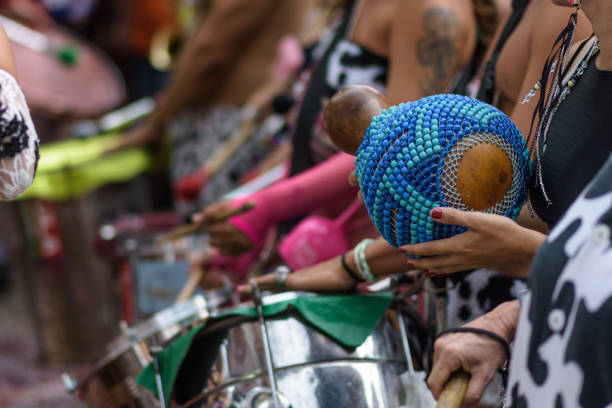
151, 347, 167, 408
398, 310, 415, 375
75, 295, 209, 408
184, 294, 417, 408
252, 283, 280, 408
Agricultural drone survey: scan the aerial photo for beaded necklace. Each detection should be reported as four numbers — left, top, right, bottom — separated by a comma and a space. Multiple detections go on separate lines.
541, 39, 600, 151
524, 37, 600, 206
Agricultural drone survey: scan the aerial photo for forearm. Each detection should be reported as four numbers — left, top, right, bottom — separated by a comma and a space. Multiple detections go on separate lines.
507, 226, 546, 278
475, 299, 521, 343
231, 152, 358, 242
344, 236, 407, 278
286, 256, 357, 293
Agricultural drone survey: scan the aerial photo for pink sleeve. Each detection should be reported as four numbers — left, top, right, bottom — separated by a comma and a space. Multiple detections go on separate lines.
230, 152, 358, 246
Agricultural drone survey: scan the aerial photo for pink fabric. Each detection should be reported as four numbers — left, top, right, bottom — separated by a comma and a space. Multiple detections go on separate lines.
207, 248, 260, 284
228, 152, 358, 248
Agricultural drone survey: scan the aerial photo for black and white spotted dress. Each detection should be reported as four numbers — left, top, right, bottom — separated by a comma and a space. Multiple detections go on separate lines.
506, 153, 612, 408
0, 69, 39, 200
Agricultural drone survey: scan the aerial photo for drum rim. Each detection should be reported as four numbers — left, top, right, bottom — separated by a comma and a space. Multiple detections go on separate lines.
77, 295, 209, 389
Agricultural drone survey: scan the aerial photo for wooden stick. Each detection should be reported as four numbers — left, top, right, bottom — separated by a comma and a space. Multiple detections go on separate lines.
175, 266, 204, 304
204, 119, 258, 177
436, 370, 470, 408
157, 202, 255, 243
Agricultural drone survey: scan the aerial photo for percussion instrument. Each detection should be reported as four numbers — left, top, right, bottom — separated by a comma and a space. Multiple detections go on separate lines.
170, 292, 427, 408
323, 85, 531, 247
64, 295, 209, 408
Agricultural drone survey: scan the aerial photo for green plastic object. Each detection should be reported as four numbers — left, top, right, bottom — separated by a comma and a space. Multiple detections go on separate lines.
18, 133, 152, 201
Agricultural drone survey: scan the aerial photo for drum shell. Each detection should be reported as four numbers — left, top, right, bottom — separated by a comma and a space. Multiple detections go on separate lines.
79, 337, 159, 408
78, 295, 209, 408
182, 308, 416, 408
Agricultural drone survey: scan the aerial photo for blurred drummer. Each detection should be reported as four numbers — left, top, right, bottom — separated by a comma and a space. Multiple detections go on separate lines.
109, 0, 314, 210
0, 22, 39, 200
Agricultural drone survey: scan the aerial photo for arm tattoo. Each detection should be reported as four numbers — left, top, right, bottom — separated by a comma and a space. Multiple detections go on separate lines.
416, 8, 460, 95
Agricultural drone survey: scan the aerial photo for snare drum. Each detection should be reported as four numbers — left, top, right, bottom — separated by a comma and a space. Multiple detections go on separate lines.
174, 292, 425, 408
67, 295, 209, 408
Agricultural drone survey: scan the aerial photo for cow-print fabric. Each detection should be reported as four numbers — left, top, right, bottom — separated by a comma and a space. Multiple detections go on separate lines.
506, 154, 612, 408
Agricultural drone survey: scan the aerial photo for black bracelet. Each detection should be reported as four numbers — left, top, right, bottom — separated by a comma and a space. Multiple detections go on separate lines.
437, 327, 511, 385
340, 252, 365, 283
437, 327, 511, 362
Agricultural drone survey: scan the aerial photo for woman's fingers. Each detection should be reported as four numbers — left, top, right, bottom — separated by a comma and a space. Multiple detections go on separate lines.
463, 370, 495, 407
429, 207, 500, 229
427, 349, 461, 399
193, 201, 231, 224
400, 234, 466, 257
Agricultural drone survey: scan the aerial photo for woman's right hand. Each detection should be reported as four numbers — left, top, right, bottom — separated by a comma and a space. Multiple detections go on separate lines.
193, 201, 255, 256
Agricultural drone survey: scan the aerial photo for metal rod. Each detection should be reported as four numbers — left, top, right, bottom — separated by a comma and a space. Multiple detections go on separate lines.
252, 282, 280, 408
150, 346, 167, 408
397, 310, 415, 375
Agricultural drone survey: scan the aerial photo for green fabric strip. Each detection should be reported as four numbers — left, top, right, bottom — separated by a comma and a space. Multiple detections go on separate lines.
136, 293, 394, 405
18, 134, 151, 201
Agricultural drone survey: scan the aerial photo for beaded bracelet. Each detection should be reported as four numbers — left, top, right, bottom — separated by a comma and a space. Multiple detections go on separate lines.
353, 238, 375, 282
340, 252, 365, 283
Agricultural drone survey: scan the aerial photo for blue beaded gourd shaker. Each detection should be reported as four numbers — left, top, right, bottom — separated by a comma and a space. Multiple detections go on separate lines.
324, 85, 531, 247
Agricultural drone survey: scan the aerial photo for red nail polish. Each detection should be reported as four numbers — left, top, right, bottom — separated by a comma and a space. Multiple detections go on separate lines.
431, 209, 443, 219
406, 263, 415, 269
398, 248, 407, 253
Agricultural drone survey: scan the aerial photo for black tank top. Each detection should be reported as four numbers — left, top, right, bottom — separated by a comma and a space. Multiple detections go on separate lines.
529, 56, 612, 227
289, 2, 388, 176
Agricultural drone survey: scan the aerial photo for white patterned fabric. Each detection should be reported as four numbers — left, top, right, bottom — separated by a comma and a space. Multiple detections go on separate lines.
0, 69, 39, 200
506, 154, 612, 408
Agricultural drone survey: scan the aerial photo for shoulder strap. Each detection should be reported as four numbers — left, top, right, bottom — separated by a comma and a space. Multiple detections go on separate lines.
476, 0, 531, 103
288, 2, 356, 176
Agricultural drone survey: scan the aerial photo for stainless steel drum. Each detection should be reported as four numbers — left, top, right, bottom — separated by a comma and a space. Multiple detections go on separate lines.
64, 295, 209, 408
177, 292, 424, 408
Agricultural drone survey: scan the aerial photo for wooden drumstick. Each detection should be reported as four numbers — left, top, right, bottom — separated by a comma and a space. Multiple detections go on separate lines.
157, 202, 255, 243
204, 118, 258, 178
323, 85, 390, 155
175, 265, 204, 304
436, 370, 470, 408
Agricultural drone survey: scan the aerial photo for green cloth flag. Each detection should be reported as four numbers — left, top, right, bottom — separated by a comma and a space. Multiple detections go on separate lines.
18, 133, 151, 201
136, 292, 394, 406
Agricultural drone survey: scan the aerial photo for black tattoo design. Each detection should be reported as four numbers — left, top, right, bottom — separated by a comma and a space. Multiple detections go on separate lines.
416, 8, 460, 95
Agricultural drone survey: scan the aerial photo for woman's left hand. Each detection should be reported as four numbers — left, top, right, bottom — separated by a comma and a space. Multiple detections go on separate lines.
399, 207, 546, 277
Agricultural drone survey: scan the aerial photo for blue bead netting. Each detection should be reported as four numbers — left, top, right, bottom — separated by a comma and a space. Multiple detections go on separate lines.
355, 94, 531, 247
